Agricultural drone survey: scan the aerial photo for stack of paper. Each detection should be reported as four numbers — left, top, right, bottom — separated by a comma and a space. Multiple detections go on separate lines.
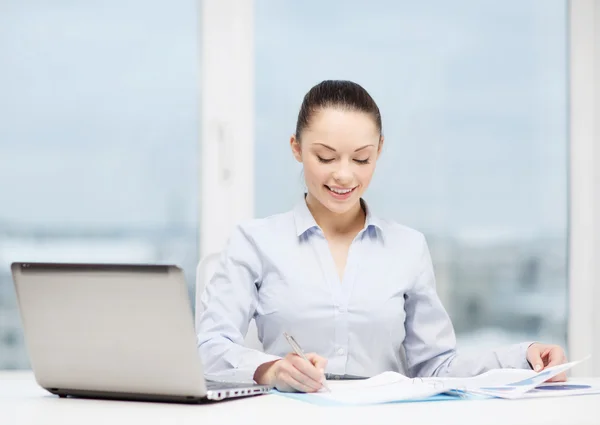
448, 359, 588, 399
274, 358, 599, 405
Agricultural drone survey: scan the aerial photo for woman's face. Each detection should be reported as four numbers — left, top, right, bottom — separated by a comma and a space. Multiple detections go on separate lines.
291, 107, 382, 215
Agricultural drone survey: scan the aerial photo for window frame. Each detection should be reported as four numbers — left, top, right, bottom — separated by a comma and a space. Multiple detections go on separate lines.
199, 0, 255, 257
568, 0, 600, 377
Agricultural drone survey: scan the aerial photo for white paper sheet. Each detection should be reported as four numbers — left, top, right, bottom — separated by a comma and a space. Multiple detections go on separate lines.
313, 373, 444, 405
303, 357, 590, 404
463, 359, 588, 399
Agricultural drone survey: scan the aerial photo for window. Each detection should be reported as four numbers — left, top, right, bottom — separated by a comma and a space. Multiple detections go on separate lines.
0, 1, 200, 369
3, 0, 590, 373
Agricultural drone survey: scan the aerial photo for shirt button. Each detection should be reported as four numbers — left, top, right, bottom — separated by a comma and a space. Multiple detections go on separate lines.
337, 348, 345, 356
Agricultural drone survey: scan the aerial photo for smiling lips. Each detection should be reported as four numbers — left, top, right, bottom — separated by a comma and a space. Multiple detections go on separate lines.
325, 185, 357, 200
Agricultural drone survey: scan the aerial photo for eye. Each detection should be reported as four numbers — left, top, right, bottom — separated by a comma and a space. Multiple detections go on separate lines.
317, 156, 334, 164
354, 158, 370, 165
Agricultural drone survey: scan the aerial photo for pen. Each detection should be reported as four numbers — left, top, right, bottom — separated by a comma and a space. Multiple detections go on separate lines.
283, 332, 331, 392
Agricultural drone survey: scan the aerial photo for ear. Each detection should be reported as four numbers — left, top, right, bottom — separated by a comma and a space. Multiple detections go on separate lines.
290, 135, 303, 163
376, 136, 384, 158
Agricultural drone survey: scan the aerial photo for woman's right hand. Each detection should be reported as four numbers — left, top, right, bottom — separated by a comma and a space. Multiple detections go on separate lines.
253, 352, 328, 393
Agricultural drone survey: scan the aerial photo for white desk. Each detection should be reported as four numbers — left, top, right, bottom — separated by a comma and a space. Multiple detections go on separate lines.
2, 371, 600, 425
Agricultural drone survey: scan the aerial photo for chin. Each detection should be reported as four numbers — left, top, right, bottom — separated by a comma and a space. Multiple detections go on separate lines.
321, 196, 359, 215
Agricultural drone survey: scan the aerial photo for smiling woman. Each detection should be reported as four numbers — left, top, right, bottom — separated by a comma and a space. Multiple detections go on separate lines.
253, 0, 569, 359
290, 80, 382, 218
196, 79, 567, 394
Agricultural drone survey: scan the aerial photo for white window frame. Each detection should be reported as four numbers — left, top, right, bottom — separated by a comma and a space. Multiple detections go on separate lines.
199, 0, 255, 256
200, 0, 600, 375
568, 0, 600, 377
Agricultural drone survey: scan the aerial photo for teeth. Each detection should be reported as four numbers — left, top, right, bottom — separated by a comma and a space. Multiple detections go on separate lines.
329, 186, 353, 194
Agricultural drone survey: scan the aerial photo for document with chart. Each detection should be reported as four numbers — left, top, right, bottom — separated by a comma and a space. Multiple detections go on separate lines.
275, 357, 599, 405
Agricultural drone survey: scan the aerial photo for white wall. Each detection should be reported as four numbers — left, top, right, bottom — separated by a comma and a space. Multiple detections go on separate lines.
569, 0, 600, 377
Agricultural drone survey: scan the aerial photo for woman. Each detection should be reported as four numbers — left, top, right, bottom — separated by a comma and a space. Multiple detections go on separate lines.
196, 80, 567, 393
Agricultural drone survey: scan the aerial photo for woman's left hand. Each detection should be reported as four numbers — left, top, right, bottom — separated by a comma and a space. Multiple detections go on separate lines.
526, 343, 568, 382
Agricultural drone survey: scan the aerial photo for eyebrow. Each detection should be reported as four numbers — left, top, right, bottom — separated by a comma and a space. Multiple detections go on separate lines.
314, 143, 375, 152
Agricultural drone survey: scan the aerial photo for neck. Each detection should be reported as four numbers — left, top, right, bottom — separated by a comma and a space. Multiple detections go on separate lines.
305, 193, 365, 237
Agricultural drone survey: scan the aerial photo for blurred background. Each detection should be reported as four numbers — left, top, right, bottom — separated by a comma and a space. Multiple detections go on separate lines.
0, 0, 568, 369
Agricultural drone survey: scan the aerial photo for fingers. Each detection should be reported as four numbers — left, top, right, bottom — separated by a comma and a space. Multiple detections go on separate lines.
273, 354, 324, 393
541, 346, 554, 358
547, 372, 567, 382
527, 345, 544, 372
288, 354, 324, 386
286, 363, 323, 392
544, 348, 566, 368
306, 352, 328, 373
528, 344, 569, 384
275, 369, 319, 393
544, 350, 568, 382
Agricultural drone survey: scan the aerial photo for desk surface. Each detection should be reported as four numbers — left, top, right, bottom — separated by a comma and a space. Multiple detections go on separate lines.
2, 371, 600, 425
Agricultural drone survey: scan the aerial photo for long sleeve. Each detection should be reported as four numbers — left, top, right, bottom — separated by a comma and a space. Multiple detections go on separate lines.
403, 234, 533, 378
196, 224, 281, 382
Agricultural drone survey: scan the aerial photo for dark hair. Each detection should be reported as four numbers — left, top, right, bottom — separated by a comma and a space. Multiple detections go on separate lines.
295, 80, 382, 142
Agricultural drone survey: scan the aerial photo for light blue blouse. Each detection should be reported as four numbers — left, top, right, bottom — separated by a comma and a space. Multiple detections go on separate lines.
196, 198, 531, 382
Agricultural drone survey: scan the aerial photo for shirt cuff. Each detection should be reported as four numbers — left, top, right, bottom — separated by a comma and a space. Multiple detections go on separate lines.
501, 341, 535, 370
214, 349, 282, 383
239, 351, 283, 381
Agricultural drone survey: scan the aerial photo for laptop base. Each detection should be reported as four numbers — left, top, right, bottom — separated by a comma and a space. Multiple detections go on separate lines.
47, 387, 207, 404
46, 384, 270, 404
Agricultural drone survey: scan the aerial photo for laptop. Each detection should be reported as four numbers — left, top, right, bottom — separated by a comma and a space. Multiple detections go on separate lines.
11, 262, 271, 403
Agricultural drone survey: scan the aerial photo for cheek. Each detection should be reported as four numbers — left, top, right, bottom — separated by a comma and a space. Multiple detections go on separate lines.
356, 164, 376, 183
302, 161, 330, 185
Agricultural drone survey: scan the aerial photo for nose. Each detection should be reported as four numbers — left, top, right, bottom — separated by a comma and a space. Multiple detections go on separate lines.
332, 161, 353, 184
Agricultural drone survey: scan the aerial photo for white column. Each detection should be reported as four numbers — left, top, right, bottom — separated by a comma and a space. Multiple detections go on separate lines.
568, 0, 600, 376
199, 0, 255, 257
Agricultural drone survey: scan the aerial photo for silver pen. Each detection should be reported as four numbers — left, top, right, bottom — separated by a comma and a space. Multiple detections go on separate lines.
283, 332, 331, 392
